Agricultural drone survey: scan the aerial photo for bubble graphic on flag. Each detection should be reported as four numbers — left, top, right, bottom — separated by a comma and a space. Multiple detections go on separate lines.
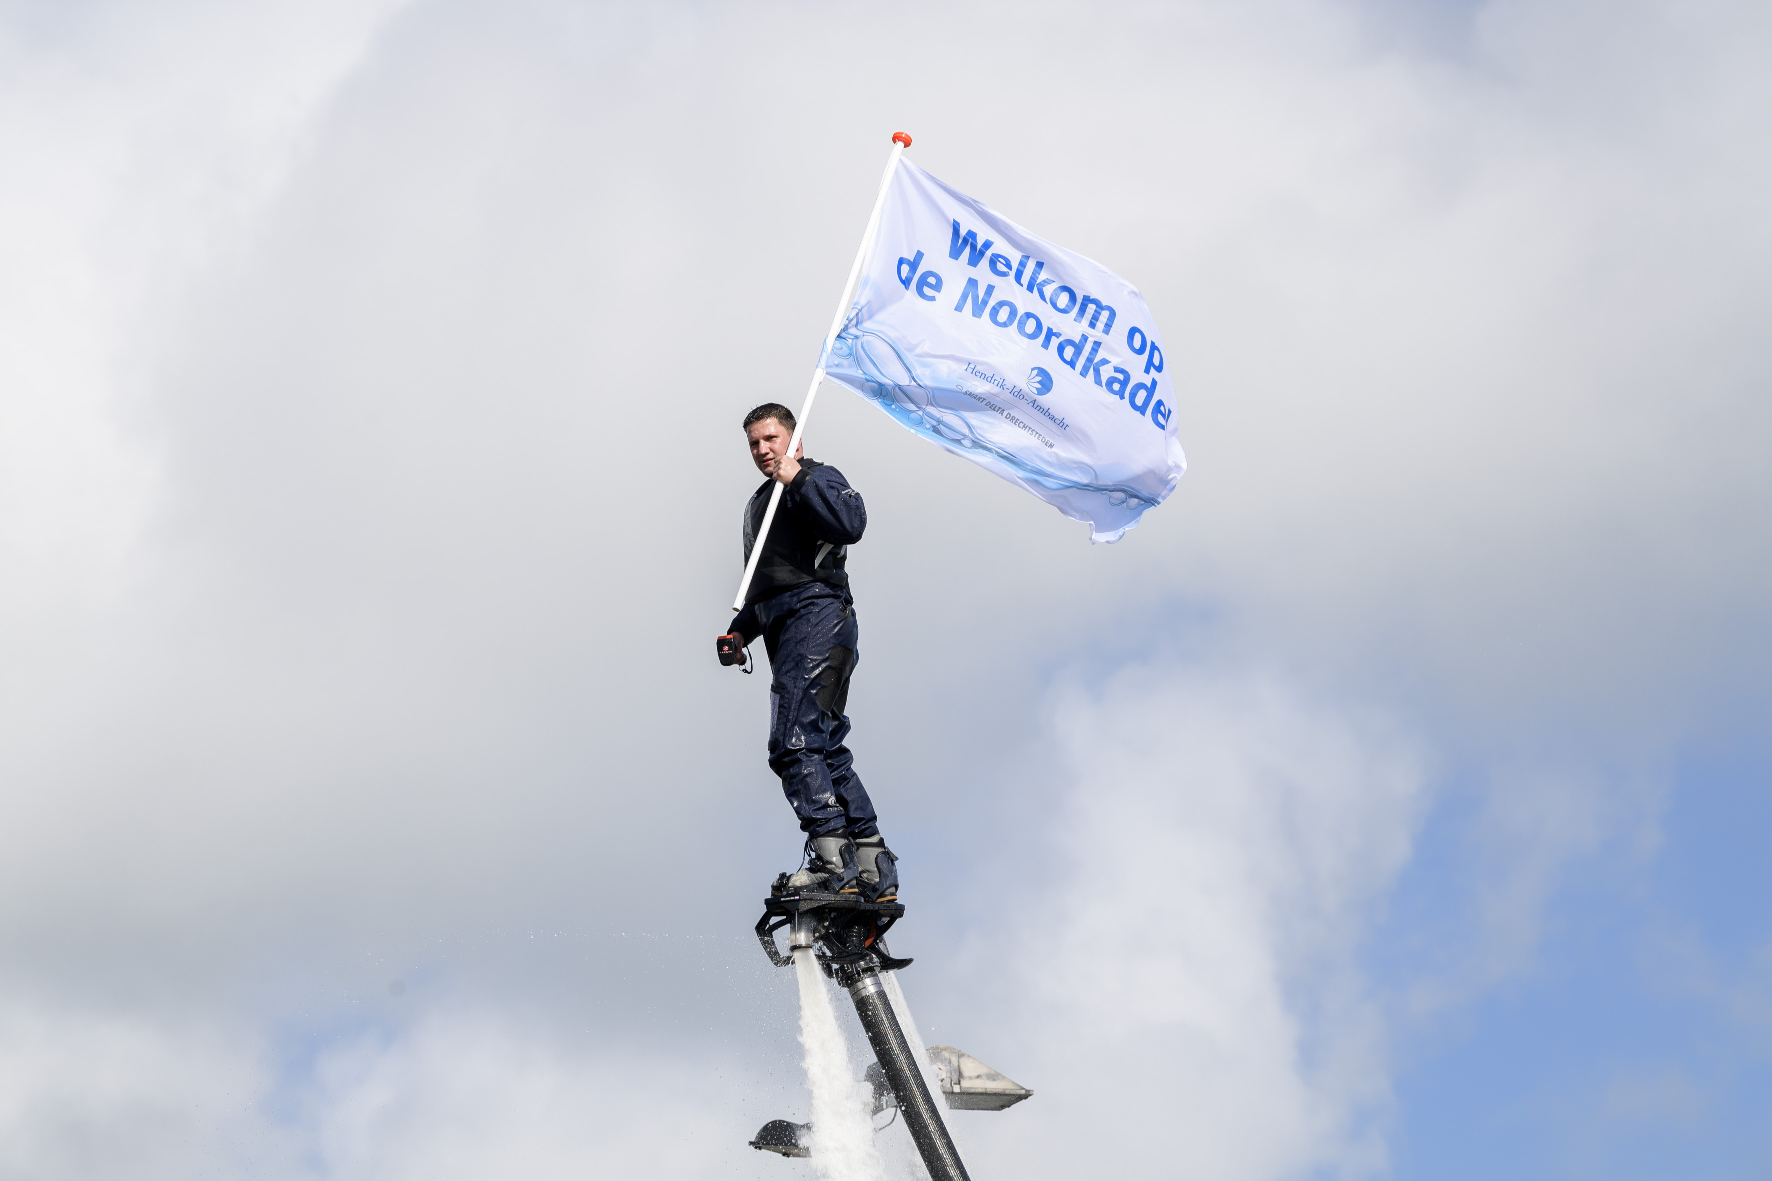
1027, 367, 1053, 396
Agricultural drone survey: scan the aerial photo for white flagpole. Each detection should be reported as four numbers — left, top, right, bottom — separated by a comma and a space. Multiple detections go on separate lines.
731, 132, 912, 613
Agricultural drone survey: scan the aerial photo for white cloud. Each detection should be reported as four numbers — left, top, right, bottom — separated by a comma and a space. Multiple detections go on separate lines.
950, 667, 1425, 1180
0, 989, 781, 1180
0, 995, 263, 1179
0, 0, 1768, 1174
0, 0, 412, 643
292, 1010, 742, 1180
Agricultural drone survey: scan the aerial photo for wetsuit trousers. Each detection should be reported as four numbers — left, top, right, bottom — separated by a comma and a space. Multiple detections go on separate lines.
759, 586, 879, 840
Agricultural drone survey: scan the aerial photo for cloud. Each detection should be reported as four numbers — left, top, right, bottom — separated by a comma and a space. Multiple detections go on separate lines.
288, 1009, 742, 1180
0, 993, 262, 1179
947, 666, 1426, 1179
0, 0, 412, 633
1, 0, 1769, 1175
0, 988, 774, 1180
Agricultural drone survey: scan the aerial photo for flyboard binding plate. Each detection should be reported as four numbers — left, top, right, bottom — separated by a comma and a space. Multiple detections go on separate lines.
755, 872, 912, 975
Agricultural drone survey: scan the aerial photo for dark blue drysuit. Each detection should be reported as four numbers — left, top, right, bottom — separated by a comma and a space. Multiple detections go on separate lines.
731, 460, 878, 840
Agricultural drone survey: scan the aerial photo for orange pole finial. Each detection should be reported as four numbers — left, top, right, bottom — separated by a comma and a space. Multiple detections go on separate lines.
892, 132, 912, 148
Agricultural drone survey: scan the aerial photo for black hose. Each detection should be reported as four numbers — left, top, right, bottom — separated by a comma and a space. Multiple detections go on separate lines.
842, 965, 970, 1181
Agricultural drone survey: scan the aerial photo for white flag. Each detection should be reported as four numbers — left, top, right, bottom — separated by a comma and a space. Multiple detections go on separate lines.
823, 159, 1185, 543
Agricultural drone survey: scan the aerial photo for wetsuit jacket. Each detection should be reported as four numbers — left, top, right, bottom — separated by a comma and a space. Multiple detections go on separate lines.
732, 459, 866, 641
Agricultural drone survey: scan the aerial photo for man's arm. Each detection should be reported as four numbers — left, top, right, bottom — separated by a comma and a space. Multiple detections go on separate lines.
784, 464, 866, 545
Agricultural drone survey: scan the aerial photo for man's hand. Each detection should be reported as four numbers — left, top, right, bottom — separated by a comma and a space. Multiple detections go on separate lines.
771, 453, 801, 487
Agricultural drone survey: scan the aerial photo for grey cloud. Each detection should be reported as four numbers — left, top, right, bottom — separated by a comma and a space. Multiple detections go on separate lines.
1, 0, 1768, 1175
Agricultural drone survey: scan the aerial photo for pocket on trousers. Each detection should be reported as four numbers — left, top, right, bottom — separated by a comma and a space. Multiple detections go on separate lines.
815, 645, 856, 716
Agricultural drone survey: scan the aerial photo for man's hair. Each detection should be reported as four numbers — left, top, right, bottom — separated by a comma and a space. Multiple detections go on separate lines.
743, 403, 796, 433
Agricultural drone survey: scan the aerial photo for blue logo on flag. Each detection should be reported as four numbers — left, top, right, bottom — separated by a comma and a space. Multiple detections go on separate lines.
1027, 367, 1053, 396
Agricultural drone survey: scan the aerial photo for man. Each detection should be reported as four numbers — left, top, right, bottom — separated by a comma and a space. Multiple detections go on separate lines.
719, 403, 898, 902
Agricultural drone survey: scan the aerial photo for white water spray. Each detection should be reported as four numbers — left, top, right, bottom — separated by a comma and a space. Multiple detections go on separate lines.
882, 972, 948, 1127
794, 948, 887, 1181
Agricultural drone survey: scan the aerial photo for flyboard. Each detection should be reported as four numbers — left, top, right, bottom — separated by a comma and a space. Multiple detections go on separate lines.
751, 870, 1032, 1176
732, 133, 1032, 1181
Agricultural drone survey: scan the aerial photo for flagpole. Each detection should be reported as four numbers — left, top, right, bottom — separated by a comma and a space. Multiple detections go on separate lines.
731, 132, 912, 613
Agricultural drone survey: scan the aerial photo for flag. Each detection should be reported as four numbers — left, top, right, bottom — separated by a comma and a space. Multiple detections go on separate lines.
822, 158, 1185, 543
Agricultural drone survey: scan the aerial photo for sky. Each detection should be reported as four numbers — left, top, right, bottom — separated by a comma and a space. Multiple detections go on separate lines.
0, 0, 1768, 1177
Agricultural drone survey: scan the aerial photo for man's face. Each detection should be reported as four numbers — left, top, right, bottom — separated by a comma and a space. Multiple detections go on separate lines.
747, 417, 797, 475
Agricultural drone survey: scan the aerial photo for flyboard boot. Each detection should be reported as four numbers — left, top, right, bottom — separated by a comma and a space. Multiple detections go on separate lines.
854, 833, 899, 903
785, 833, 861, 895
